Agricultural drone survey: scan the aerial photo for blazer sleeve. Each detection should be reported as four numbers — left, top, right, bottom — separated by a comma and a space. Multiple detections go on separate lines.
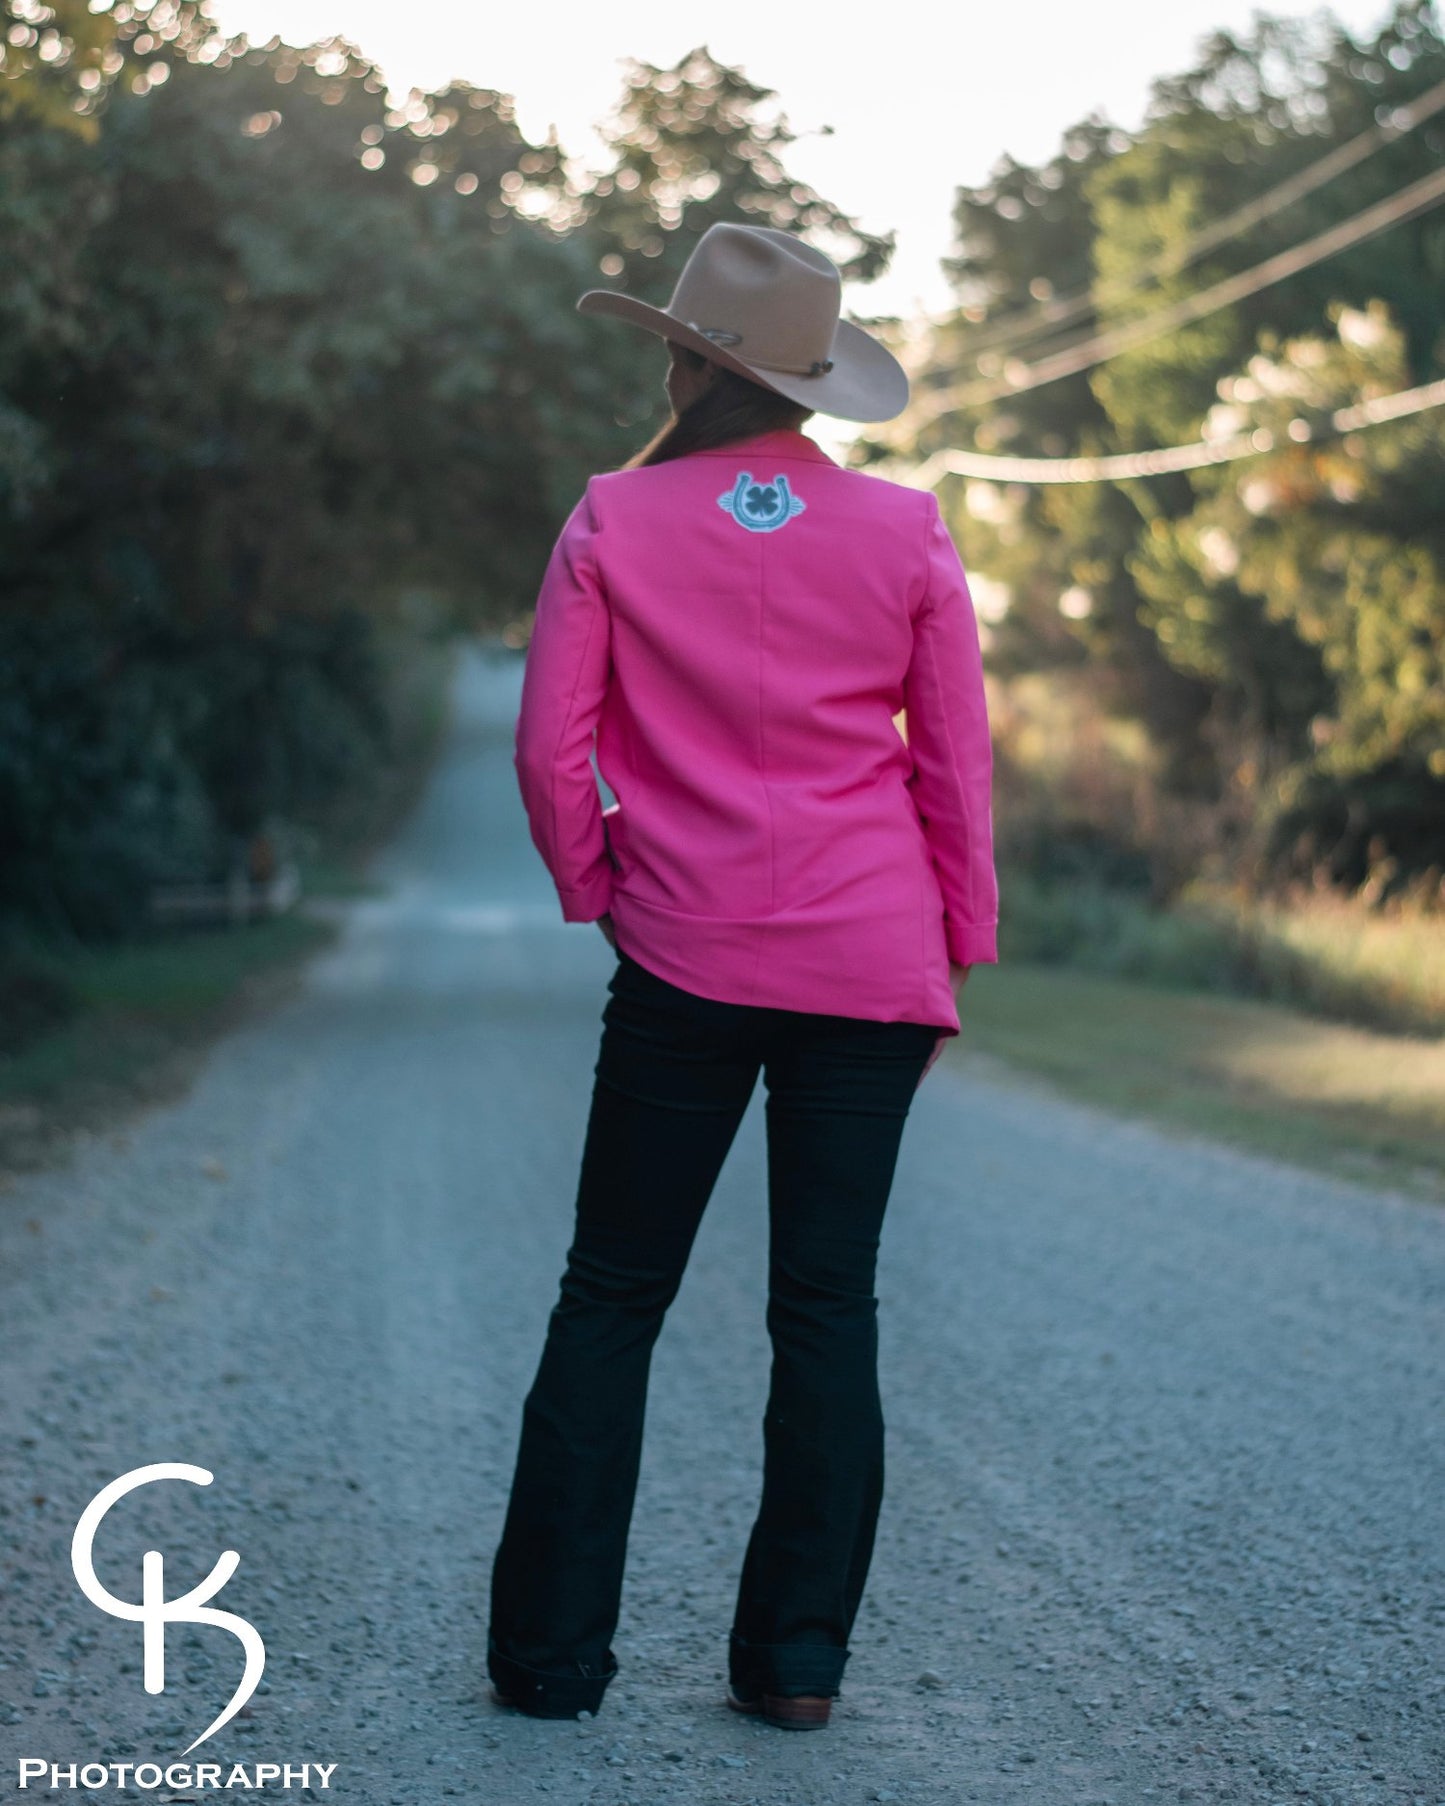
513, 479, 615, 924
902, 491, 999, 966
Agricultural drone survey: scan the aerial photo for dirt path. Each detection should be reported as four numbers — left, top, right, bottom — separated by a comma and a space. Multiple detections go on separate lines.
2, 643, 1441, 1806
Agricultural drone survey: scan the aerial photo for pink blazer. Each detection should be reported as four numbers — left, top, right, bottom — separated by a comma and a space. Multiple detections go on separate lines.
514, 426, 998, 1039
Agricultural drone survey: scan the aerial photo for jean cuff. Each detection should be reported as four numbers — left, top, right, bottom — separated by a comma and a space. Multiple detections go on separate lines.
487, 1634, 617, 1718
729, 1630, 849, 1698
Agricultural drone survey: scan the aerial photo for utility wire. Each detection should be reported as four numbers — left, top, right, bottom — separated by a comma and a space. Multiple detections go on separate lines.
889, 375, 1445, 487
951, 77, 1445, 360
893, 164, 1445, 436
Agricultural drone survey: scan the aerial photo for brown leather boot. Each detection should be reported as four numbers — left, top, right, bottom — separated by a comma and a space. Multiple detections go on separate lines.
727, 1686, 832, 1730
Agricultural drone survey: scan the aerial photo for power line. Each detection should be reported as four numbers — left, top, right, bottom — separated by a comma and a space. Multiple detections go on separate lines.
951, 77, 1445, 360
891, 375, 1445, 487
893, 165, 1445, 435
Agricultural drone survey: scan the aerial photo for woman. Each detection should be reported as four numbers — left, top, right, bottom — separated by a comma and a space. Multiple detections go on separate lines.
488, 222, 998, 1731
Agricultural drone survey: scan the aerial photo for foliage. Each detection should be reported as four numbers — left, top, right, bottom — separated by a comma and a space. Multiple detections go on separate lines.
552, 44, 901, 444
869, 0, 1445, 902
1132, 301, 1445, 879
578, 43, 894, 283
0, 0, 222, 137
0, 24, 885, 937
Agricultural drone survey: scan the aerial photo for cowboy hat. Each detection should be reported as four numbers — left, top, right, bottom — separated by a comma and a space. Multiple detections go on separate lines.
576, 221, 910, 424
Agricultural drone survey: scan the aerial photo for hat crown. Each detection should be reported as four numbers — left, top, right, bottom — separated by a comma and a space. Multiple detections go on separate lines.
573, 219, 910, 421
668, 224, 840, 375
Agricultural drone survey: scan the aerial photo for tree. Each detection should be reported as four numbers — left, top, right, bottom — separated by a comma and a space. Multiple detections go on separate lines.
578, 43, 893, 284
0, 0, 216, 136
868, 0, 1445, 894
1, 26, 895, 935
1130, 300, 1445, 885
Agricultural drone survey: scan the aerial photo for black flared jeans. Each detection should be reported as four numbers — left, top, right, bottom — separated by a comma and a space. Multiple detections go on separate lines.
487, 947, 941, 1718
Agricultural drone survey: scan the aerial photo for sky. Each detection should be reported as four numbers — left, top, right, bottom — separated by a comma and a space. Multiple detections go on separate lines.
206, 0, 1401, 450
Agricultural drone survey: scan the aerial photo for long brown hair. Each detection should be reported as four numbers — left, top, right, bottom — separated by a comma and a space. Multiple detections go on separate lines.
622, 344, 814, 470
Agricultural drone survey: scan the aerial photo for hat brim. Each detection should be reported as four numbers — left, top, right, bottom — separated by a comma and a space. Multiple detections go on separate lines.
576, 289, 910, 424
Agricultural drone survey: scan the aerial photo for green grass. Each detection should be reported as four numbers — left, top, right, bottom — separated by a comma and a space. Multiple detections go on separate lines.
292, 853, 390, 901
0, 912, 341, 1179
65, 916, 336, 1020
942, 958, 1445, 1206
0, 629, 460, 1183
998, 867, 1444, 1038
1177, 879, 1445, 1035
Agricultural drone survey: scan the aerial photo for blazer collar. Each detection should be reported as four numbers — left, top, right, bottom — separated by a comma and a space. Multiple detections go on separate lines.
689, 428, 837, 466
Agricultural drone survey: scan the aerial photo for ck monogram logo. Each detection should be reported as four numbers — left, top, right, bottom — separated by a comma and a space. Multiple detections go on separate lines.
71, 1464, 266, 1755
718, 471, 807, 533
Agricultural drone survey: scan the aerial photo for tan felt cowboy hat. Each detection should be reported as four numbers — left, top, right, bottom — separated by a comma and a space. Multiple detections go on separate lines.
576, 221, 910, 423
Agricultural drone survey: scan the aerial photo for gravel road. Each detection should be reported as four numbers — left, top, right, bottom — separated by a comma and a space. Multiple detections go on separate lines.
2, 641, 1442, 1806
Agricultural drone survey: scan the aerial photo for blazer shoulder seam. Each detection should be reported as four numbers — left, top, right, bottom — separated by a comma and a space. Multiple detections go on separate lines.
912, 485, 939, 622
581, 472, 604, 534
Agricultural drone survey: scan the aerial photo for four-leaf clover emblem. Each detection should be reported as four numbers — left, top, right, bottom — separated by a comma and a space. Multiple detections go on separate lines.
718, 471, 807, 533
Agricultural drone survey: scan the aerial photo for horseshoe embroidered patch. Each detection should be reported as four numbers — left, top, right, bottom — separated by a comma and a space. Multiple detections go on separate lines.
718, 472, 807, 533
